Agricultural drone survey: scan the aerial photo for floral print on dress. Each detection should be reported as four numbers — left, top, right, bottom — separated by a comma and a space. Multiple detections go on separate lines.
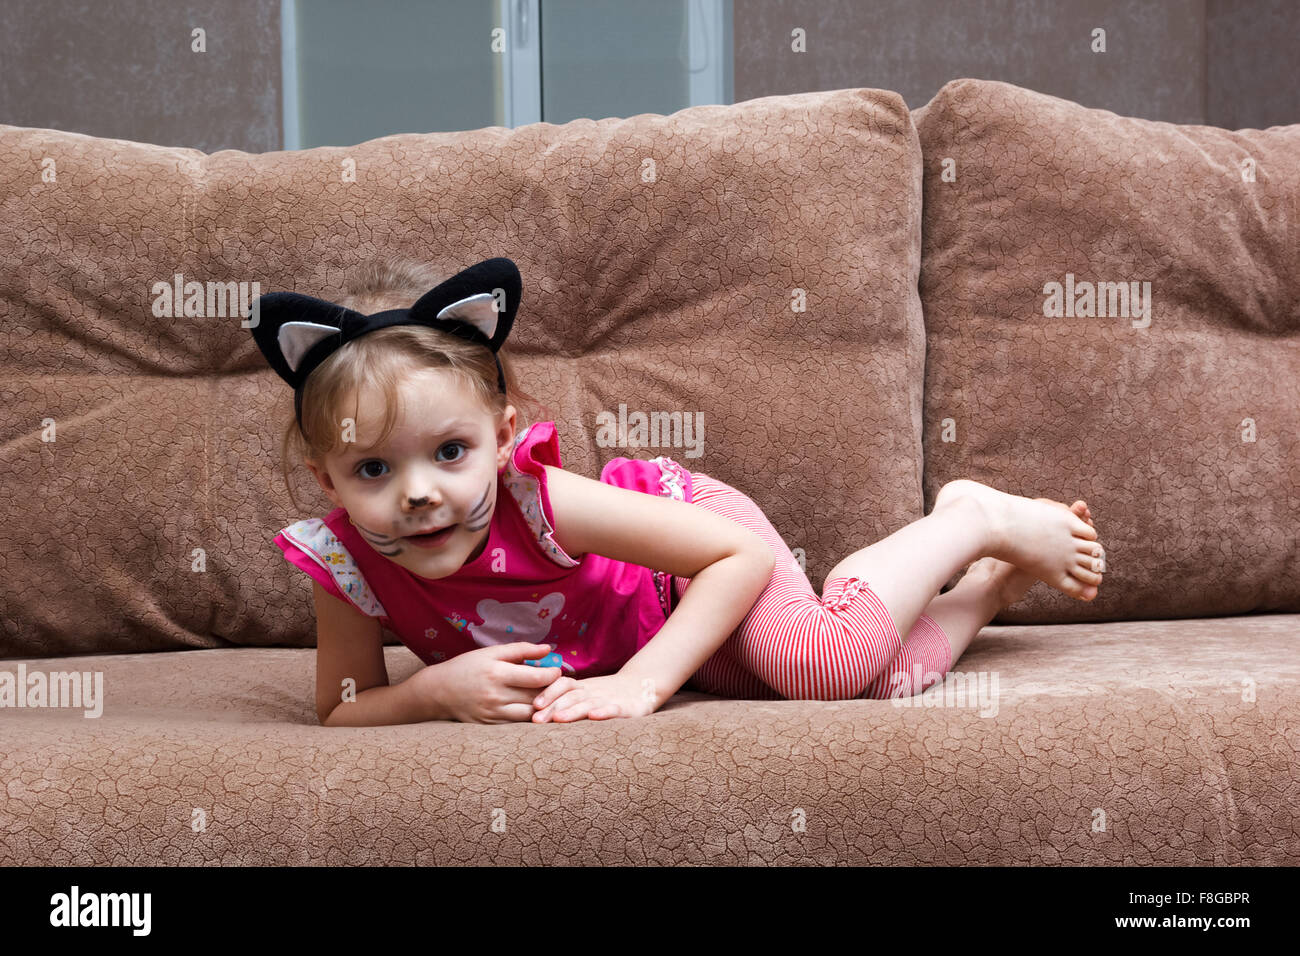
278, 518, 388, 618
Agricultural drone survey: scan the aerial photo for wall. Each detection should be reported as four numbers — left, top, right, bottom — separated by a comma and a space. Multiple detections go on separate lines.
0, 0, 1295, 152
0, 0, 280, 151
736, 0, 1298, 129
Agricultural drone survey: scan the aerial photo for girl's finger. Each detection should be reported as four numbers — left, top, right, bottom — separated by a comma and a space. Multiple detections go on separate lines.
537, 688, 579, 721
538, 677, 579, 709
534, 679, 565, 709
553, 699, 593, 722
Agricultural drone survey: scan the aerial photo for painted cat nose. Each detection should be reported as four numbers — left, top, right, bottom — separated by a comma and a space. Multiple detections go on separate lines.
403, 494, 444, 515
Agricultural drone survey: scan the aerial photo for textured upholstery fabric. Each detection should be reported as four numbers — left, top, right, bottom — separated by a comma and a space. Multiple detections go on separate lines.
2, 614, 1296, 865
0, 86, 926, 657
3, 81, 1297, 867
913, 78, 1300, 624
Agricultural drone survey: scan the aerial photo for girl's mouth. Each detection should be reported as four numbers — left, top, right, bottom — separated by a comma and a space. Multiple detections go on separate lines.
405, 525, 456, 549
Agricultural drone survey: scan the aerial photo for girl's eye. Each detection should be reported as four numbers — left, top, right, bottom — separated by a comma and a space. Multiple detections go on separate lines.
355, 442, 466, 479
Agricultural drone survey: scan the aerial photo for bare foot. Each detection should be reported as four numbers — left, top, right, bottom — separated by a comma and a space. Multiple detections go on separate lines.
963, 555, 1036, 609
935, 480, 1105, 601
962, 501, 1101, 605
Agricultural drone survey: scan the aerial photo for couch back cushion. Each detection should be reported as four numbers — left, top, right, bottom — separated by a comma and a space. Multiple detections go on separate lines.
0, 87, 926, 656
913, 79, 1299, 622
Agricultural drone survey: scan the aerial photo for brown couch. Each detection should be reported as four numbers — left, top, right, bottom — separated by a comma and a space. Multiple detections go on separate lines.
2, 78, 1296, 865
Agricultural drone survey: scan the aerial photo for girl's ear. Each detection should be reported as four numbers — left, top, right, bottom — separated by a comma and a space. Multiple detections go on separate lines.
304, 458, 342, 504
496, 405, 519, 468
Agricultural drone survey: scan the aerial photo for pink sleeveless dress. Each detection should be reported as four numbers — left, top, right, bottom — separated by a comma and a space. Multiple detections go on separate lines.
274, 421, 694, 680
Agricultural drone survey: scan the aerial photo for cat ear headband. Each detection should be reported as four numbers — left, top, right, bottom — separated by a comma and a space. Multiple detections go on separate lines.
248, 256, 520, 431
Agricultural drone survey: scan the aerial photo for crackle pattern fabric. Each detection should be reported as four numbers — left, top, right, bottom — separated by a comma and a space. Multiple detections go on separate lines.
2, 613, 1296, 865
0, 86, 926, 657
6, 80, 1296, 869
913, 78, 1300, 623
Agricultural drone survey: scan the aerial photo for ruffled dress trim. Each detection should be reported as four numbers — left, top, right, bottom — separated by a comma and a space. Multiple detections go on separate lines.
502, 422, 583, 569
277, 517, 389, 618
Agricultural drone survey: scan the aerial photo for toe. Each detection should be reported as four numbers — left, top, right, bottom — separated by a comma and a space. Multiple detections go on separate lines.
1076, 542, 1106, 569
1060, 571, 1101, 600
1072, 562, 1103, 585
1056, 573, 1089, 598
1077, 538, 1103, 555
1069, 500, 1095, 529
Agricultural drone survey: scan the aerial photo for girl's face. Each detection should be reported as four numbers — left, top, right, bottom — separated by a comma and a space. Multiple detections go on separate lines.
306, 367, 516, 580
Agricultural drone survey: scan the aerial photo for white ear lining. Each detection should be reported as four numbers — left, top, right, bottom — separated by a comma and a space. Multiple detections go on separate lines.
436, 292, 499, 341
278, 321, 339, 373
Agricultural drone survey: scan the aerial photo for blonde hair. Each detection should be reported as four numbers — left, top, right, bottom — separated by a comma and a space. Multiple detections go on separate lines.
279, 256, 553, 513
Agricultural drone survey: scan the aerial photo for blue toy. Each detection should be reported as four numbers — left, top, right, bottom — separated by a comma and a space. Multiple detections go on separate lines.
525, 651, 564, 669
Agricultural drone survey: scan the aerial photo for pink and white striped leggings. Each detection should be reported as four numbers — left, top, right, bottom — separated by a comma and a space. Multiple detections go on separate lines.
671, 472, 953, 700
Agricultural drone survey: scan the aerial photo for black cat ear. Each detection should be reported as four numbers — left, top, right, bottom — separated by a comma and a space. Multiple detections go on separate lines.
409, 257, 521, 352
248, 292, 364, 386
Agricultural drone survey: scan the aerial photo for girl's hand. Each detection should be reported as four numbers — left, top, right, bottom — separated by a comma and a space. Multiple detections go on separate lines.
420, 642, 564, 724
531, 673, 659, 722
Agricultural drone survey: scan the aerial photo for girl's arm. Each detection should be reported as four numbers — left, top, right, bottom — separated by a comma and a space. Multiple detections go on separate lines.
312, 580, 447, 726
542, 464, 776, 708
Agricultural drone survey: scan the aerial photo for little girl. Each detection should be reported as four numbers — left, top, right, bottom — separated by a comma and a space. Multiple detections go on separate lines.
251, 256, 1106, 726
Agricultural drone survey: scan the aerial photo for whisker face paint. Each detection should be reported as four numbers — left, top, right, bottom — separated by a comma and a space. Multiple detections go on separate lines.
462, 482, 493, 532
352, 520, 406, 556
352, 479, 495, 556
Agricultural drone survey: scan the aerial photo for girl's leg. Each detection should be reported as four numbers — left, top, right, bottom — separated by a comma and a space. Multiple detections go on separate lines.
822, 479, 1103, 654
676, 475, 958, 700
855, 503, 1100, 698
677, 476, 1104, 701
915, 568, 1003, 665
849, 568, 1003, 699
856, 500, 1099, 697
855, 558, 1021, 699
